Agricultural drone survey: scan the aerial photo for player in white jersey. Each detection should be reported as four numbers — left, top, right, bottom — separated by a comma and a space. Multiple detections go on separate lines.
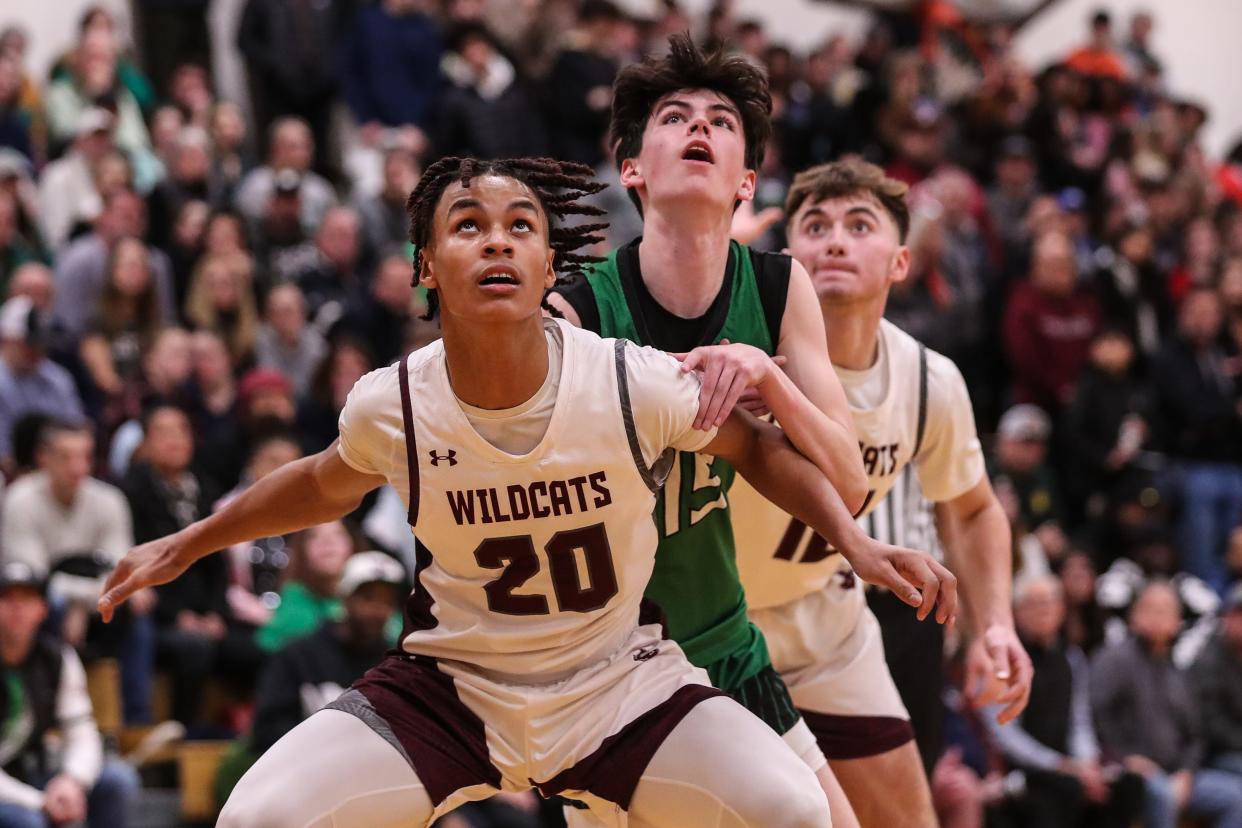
98, 157, 956, 828
733, 159, 1033, 827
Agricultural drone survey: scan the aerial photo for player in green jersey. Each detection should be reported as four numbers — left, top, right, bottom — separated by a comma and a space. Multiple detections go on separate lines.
549, 34, 950, 826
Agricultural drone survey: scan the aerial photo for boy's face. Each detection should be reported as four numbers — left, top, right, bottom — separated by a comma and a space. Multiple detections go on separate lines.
421, 175, 555, 324
786, 193, 908, 306
621, 89, 755, 214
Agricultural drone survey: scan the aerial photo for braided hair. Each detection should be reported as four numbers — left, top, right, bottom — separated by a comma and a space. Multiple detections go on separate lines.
406, 157, 608, 320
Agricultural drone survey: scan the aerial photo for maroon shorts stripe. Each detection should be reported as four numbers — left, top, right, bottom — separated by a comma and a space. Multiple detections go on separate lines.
798, 709, 915, 760
338, 654, 502, 806
397, 352, 420, 525
536, 683, 722, 809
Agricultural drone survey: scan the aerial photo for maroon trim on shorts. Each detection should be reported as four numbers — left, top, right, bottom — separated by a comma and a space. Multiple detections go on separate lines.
397, 351, 420, 525
798, 709, 915, 760
348, 653, 503, 806
534, 683, 722, 809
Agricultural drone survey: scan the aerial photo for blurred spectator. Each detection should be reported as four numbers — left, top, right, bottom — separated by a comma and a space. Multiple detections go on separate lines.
433, 22, 549, 160
183, 330, 244, 492
0, 296, 84, 470
334, 252, 423, 366
1191, 583, 1242, 778
51, 189, 176, 343
43, 13, 158, 190
256, 520, 356, 652
990, 404, 1068, 565
1060, 329, 1151, 520
6, 263, 51, 309
1004, 230, 1100, 412
254, 283, 327, 398
105, 326, 193, 480
1064, 10, 1128, 81
0, 53, 35, 164
234, 118, 336, 237
250, 550, 402, 752
251, 169, 318, 288
36, 108, 114, 251
0, 419, 154, 723
987, 135, 1040, 277
1152, 289, 1242, 592
165, 198, 209, 311
339, 0, 440, 150
1092, 222, 1173, 366
79, 236, 162, 429
124, 402, 261, 727
0, 189, 43, 292
1092, 580, 1242, 828
208, 101, 252, 204
546, 0, 627, 168
987, 573, 1143, 827
0, 560, 141, 827
218, 430, 302, 629
237, 0, 343, 174
146, 126, 224, 251
296, 336, 372, 454
1123, 10, 1159, 78
167, 64, 214, 131
289, 206, 366, 323
354, 146, 419, 255
184, 252, 259, 365
1059, 550, 1107, 654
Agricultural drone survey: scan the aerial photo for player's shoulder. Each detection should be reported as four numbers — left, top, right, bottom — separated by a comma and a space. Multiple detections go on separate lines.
880, 320, 966, 391
346, 342, 443, 412
614, 335, 682, 377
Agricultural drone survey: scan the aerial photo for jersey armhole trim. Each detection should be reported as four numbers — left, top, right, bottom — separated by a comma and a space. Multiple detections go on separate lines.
398, 353, 420, 525
613, 340, 673, 493
911, 343, 929, 461
752, 249, 792, 349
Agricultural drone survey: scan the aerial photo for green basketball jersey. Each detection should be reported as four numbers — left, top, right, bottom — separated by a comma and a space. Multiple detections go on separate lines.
581, 239, 786, 686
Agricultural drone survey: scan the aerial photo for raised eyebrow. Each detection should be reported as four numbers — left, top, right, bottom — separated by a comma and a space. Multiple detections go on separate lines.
655, 99, 691, 117
798, 207, 829, 224
845, 206, 881, 222
445, 197, 481, 217
508, 199, 539, 213
708, 103, 741, 120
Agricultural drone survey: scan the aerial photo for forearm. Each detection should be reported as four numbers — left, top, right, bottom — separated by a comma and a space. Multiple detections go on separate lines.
757, 368, 867, 512
171, 454, 367, 566
0, 770, 44, 811
940, 497, 1014, 633
730, 421, 870, 559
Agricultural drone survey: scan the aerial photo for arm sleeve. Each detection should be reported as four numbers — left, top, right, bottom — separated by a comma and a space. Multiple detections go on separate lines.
0, 769, 44, 810
336, 367, 398, 477
984, 712, 1065, 772
56, 648, 103, 788
914, 354, 986, 503
620, 342, 717, 467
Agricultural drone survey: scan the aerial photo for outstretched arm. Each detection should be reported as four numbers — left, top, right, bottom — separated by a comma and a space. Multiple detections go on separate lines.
98, 443, 385, 620
704, 411, 956, 623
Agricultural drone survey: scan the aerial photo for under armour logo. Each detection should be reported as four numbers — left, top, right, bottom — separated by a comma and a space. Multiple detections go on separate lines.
633, 646, 659, 662
429, 449, 458, 467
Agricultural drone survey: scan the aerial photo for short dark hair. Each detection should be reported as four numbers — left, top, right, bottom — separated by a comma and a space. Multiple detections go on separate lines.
405, 157, 607, 319
784, 158, 911, 242
609, 33, 772, 213
36, 418, 92, 451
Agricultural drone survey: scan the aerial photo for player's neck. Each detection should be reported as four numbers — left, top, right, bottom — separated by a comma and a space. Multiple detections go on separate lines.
637, 206, 733, 318
821, 299, 885, 371
441, 316, 550, 410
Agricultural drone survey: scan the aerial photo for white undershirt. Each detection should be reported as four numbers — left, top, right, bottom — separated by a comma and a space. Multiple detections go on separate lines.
834, 329, 890, 411
457, 323, 564, 456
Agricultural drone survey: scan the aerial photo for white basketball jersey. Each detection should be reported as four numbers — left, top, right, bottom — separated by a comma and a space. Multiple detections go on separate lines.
735, 319, 984, 610
337, 319, 712, 683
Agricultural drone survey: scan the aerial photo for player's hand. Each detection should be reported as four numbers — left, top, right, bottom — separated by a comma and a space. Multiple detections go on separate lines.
840, 537, 957, 624
98, 535, 192, 623
43, 774, 86, 823
672, 341, 787, 430
966, 624, 1032, 724
730, 200, 783, 245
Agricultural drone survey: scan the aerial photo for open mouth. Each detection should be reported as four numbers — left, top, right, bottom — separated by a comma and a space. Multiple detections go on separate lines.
681, 142, 714, 164
478, 265, 520, 287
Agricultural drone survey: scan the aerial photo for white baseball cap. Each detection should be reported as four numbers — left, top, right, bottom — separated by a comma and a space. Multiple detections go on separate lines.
338, 551, 406, 598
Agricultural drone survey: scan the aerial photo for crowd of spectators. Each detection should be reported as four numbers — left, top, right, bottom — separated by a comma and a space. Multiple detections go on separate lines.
1, 0, 1241, 825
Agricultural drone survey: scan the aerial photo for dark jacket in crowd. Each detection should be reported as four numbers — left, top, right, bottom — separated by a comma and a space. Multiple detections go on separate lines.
1190, 634, 1242, 760
1150, 335, 1242, 463
1091, 636, 1202, 773
251, 623, 388, 753
545, 47, 619, 167
1060, 366, 1150, 496
340, 5, 443, 129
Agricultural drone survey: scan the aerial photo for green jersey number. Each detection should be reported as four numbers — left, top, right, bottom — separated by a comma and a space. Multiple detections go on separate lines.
660, 452, 729, 537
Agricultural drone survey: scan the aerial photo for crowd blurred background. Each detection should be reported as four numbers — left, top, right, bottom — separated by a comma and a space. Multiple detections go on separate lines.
1, 0, 1242, 826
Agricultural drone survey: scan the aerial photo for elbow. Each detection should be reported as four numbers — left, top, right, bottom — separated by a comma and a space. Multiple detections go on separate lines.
841, 478, 868, 517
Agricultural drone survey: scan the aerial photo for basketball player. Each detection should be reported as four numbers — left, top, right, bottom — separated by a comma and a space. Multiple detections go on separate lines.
549, 35, 898, 826
731, 159, 1033, 828
98, 158, 955, 828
